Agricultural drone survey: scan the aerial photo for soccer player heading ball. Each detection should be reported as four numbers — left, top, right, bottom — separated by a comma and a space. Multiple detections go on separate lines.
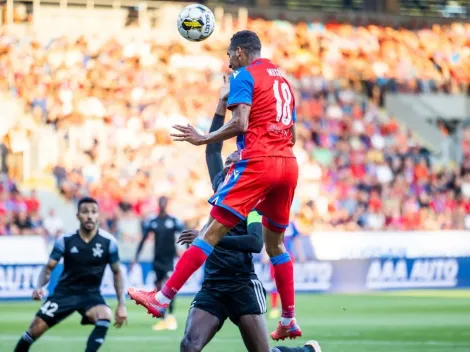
129, 30, 301, 341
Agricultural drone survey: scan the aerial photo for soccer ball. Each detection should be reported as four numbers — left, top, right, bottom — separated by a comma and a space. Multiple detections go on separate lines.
177, 4, 215, 42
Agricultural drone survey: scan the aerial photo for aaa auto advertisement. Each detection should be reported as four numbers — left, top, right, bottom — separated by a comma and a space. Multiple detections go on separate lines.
1, 258, 469, 300
1, 235, 470, 300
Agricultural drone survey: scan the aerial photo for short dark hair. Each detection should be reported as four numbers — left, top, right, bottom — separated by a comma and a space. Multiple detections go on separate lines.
77, 197, 98, 211
230, 30, 262, 55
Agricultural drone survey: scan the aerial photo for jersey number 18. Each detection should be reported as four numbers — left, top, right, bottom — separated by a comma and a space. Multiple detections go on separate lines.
273, 79, 293, 126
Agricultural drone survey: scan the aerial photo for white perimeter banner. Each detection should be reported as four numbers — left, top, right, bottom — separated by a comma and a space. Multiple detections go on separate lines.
310, 231, 470, 260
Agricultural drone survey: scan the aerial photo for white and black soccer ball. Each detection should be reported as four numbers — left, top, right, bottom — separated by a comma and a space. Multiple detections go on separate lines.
177, 4, 215, 42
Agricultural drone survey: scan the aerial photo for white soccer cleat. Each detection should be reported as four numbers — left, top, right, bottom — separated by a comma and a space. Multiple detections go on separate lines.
305, 340, 322, 352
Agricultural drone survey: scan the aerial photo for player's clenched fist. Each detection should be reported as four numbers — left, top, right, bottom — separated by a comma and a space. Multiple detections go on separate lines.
32, 288, 44, 300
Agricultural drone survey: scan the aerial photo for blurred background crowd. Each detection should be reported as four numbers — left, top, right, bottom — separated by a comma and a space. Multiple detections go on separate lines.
0, 2, 469, 240
0, 177, 63, 237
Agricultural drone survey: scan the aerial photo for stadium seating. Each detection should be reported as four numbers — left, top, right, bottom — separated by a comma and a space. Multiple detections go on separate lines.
0, 19, 469, 237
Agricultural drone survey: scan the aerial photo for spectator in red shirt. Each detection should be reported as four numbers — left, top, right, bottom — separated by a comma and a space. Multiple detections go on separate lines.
414, 159, 429, 181
445, 190, 457, 211
24, 189, 40, 214
386, 208, 404, 230
369, 190, 383, 212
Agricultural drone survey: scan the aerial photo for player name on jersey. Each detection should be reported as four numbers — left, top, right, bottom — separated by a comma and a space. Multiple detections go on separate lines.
266, 68, 283, 77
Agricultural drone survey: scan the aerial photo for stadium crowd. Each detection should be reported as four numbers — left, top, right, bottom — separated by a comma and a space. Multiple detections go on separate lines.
0, 19, 469, 236
0, 174, 63, 237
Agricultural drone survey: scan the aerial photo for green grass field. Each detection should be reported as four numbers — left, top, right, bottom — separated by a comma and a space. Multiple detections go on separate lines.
1, 291, 470, 352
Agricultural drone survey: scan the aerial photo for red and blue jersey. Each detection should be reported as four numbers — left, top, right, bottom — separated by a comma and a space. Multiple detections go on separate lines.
227, 58, 296, 160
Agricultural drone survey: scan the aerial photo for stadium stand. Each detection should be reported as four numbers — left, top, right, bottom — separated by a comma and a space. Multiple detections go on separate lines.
0, 178, 46, 236
0, 3, 469, 242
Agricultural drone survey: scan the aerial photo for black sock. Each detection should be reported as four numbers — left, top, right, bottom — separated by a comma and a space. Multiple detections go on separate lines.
271, 346, 315, 352
85, 319, 110, 352
168, 299, 175, 314
14, 332, 34, 352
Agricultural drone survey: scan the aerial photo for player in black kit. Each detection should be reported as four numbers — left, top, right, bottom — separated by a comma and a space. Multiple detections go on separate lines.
133, 196, 184, 331
176, 77, 321, 352
14, 197, 127, 352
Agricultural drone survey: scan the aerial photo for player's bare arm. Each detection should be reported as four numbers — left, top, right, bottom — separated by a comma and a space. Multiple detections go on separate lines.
206, 103, 250, 144
32, 259, 58, 300
291, 124, 296, 145
171, 103, 250, 146
110, 261, 127, 328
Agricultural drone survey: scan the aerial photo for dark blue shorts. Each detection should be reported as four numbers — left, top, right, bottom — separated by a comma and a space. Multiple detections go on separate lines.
190, 279, 266, 328
36, 293, 107, 327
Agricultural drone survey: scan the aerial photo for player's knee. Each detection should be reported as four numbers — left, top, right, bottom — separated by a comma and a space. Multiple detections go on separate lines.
265, 240, 285, 257
96, 307, 112, 321
86, 305, 112, 323
27, 317, 48, 339
180, 334, 203, 352
263, 229, 285, 257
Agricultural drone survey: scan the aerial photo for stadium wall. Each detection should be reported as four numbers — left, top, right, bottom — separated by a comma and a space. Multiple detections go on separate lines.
1, 234, 470, 300
1, 258, 469, 300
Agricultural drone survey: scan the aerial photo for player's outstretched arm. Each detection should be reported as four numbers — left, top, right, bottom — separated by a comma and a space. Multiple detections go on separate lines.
110, 262, 127, 328
217, 211, 263, 253
171, 103, 250, 146
172, 72, 251, 147
204, 103, 250, 144
32, 259, 58, 300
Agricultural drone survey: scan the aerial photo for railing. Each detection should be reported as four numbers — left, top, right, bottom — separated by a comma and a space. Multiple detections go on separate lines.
3, 0, 165, 9
215, 0, 470, 18
2, 0, 469, 19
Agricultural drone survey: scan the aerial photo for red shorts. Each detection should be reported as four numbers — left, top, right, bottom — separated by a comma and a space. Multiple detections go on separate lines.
208, 157, 298, 230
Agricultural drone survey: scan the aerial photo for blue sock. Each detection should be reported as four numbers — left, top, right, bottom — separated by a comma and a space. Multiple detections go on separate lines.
192, 238, 214, 256
270, 252, 291, 266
